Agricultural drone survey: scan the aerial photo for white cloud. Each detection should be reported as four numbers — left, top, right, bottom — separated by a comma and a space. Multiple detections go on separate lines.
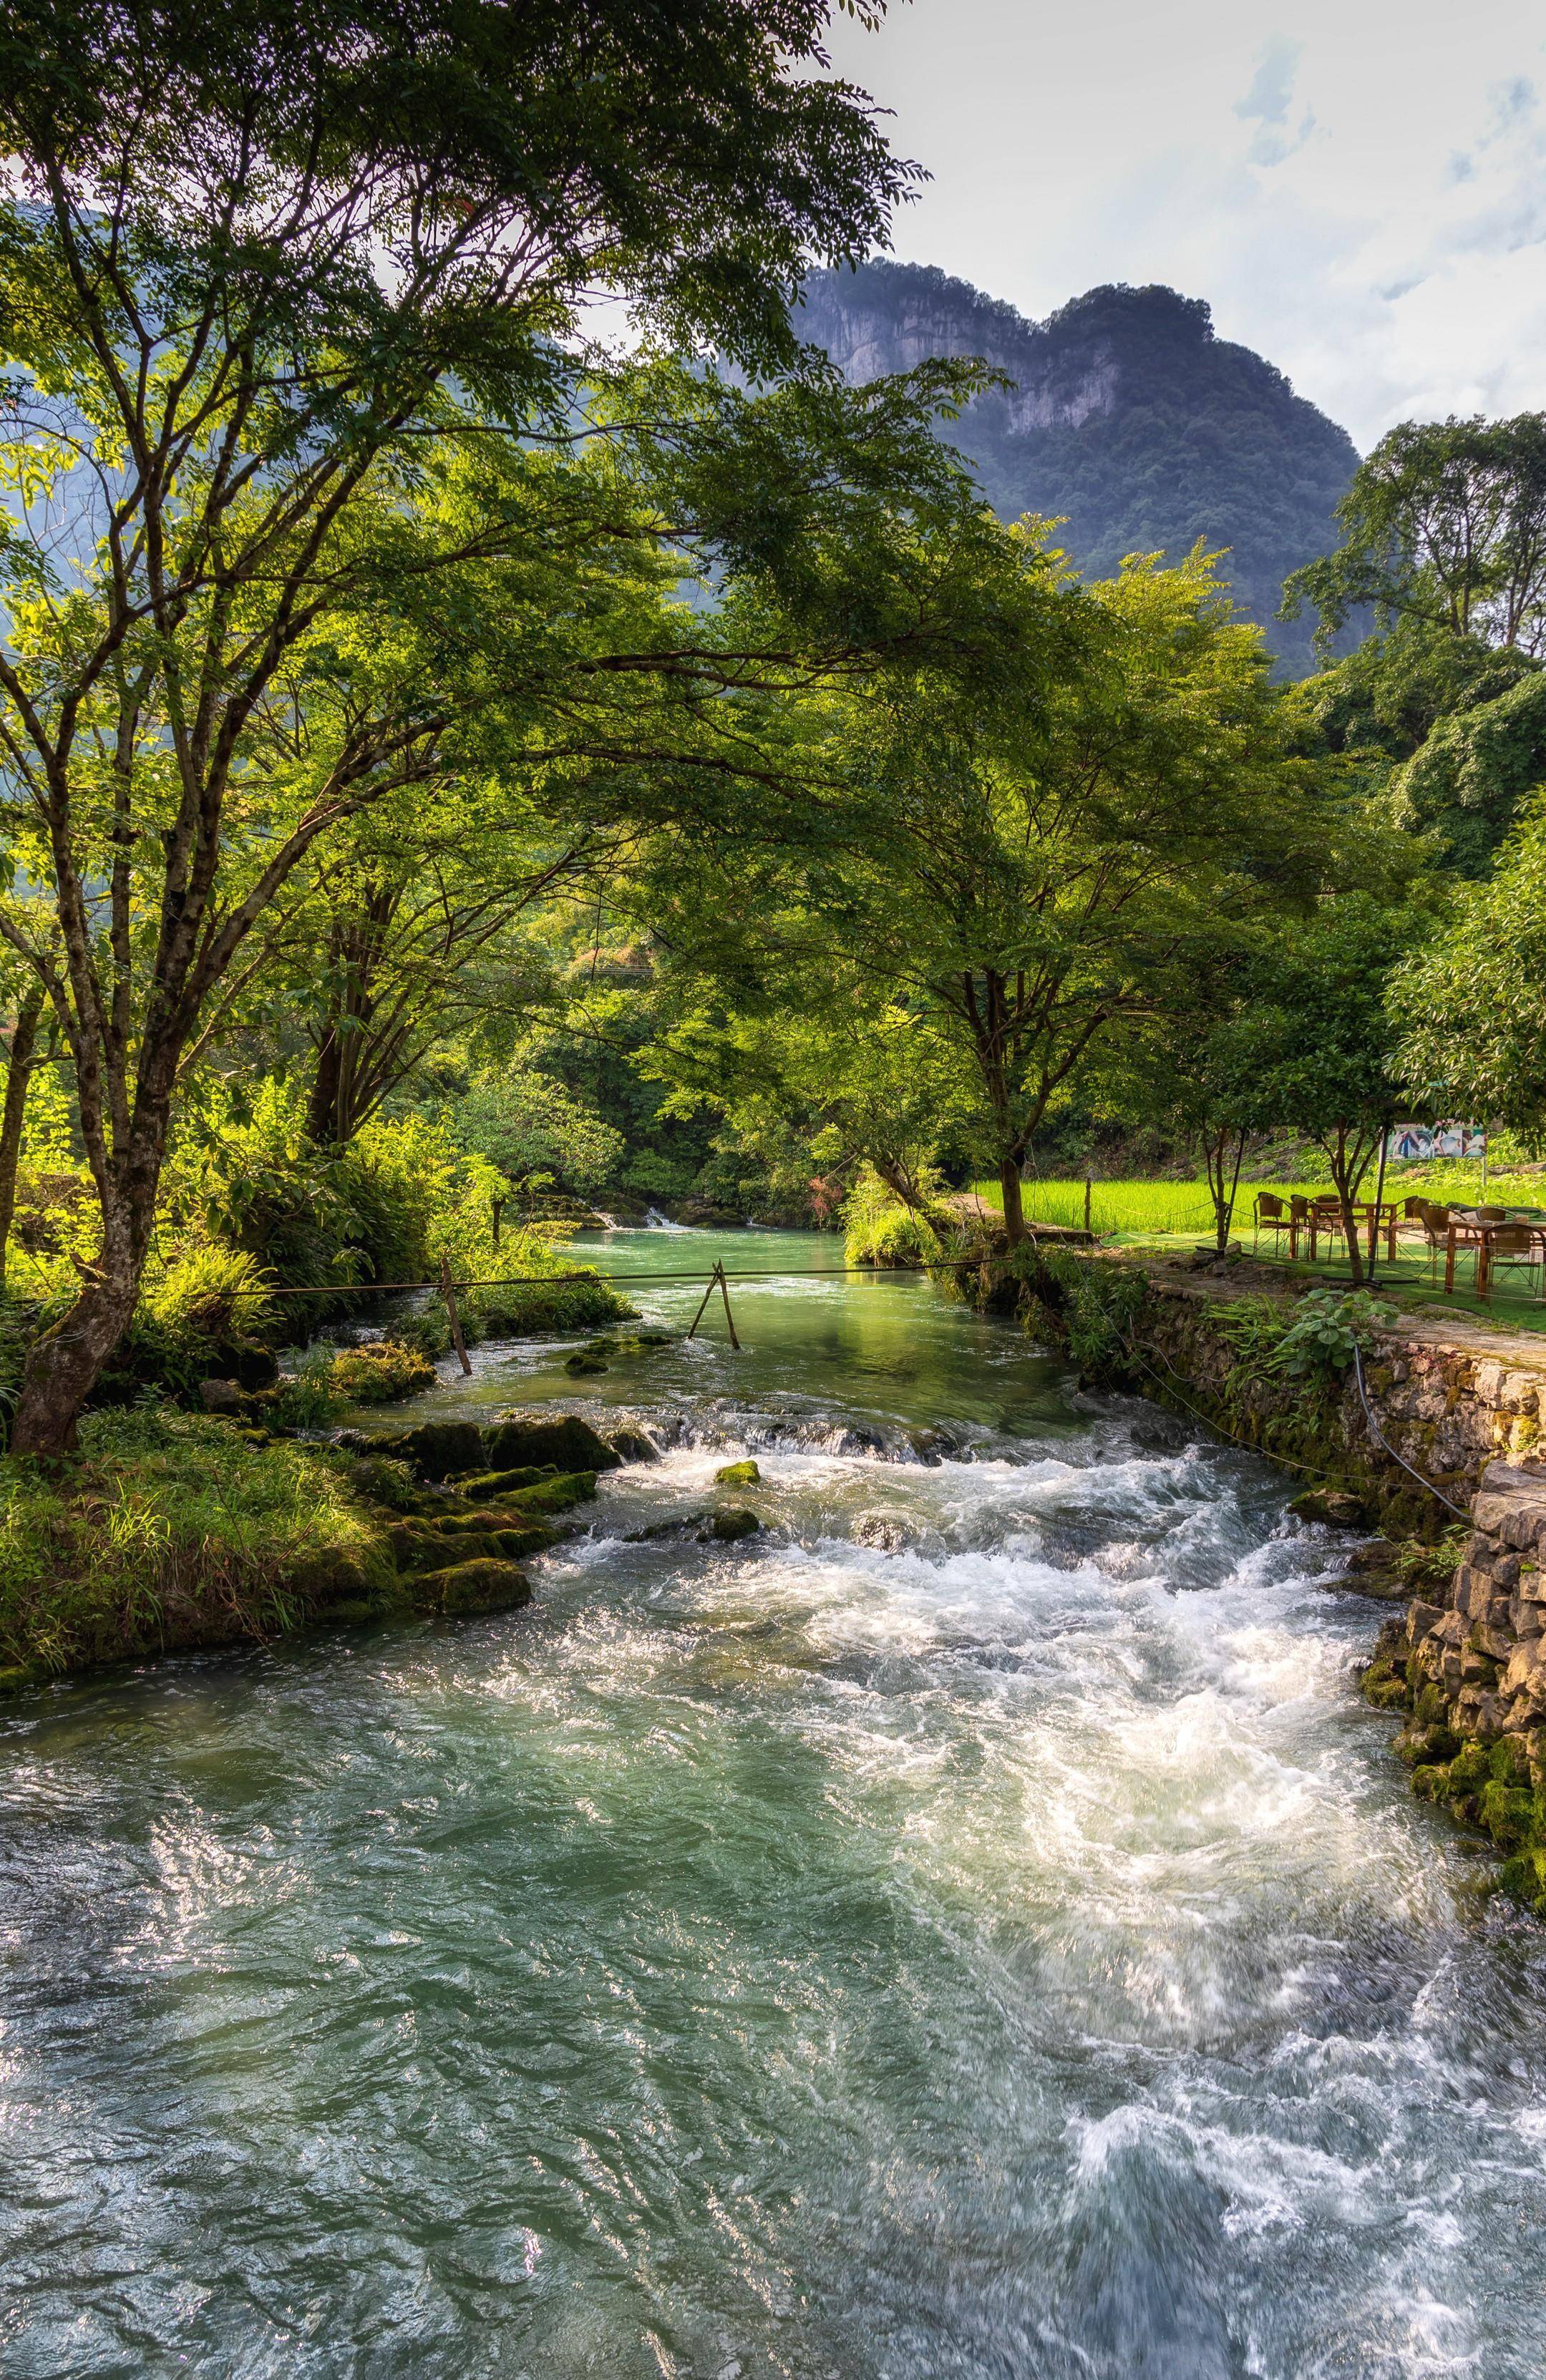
824, 0, 1546, 450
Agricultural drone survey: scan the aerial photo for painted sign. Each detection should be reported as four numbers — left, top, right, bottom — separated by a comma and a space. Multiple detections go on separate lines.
1385, 1121, 1487, 1161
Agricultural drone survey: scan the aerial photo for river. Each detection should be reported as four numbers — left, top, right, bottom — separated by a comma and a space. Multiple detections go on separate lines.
4, 1228, 1546, 2376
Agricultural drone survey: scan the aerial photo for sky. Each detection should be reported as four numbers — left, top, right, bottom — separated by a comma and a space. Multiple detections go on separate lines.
820, 0, 1546, 452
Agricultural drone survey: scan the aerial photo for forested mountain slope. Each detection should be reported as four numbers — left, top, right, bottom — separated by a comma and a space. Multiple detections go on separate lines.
796, 261, 1360, 673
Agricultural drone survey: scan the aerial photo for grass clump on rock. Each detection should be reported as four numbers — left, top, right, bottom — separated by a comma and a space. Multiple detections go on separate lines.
0, 1407, 396, 1685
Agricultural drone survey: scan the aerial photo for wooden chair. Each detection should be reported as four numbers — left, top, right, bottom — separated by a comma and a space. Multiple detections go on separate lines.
1288, 1194, 1313, 1258
1474, 1206, 1509, 1224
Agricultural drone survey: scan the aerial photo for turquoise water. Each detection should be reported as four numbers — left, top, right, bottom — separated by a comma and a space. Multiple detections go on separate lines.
4, 1230, 1546, 2376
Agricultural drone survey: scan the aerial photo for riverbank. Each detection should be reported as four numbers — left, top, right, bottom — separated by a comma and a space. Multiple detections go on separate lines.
979, 1241, 1546, 1913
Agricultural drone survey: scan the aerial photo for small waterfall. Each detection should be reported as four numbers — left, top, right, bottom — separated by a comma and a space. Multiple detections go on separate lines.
644, 1206, 694, 1233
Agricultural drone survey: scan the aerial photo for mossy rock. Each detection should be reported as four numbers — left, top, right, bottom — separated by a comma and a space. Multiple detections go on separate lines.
1499, 1845, 1546, 1913
460, 1465, 559, 1501
504, 1471, 598, 1517
1479, 1780, 1543, 1853
608, 1430, 658, 1465
1397, 1723, 1461, 1767
1410, 1764, 1449, 1802
369, 1420, 487, 1479
564, 1353, 609, 1375
1289, 1487, 1369, 1529
0, 1664, 36, 1696
483, 1415, 620, 1476
708, 1507, 760, 1543
344, 1454, 427, 1513
421, 1559, 533, 1616
714, 1459, 760, 1486
1363, 1673, 1410, 1711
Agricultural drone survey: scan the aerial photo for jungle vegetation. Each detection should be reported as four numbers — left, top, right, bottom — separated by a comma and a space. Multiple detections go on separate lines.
0, 0, 1542, 1483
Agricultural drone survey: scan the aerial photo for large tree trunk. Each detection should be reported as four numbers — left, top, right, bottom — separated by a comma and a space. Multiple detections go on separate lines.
10, 1141, 161, 1455
0, 988, 44, 1288
9, 1269, 140, 1455
999, 1159, 1027, 1245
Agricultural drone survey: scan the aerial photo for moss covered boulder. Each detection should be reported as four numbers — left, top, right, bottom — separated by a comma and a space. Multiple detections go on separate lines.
419, 1559, 532, 1616
483, 1415, 619, 1476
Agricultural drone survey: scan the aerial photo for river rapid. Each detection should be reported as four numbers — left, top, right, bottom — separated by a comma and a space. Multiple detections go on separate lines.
4, 1229, 1546, 2377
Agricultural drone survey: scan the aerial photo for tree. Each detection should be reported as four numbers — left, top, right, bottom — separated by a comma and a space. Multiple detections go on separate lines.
1283, 414, 1546, 656
0, 0, 947, 1450
1391, 802, 1546, 1146
827, 544, 1333, 1243
1228, 895, 1434, 1284
453, 1071, 625, 1210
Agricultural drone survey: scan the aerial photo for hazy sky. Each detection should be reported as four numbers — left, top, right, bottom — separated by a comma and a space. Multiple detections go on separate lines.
822, 0, 1546, 452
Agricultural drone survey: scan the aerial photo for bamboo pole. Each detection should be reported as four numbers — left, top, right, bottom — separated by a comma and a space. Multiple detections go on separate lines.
686, 1269, 719, 1340
439, 1254, 472, 1375
717, 1262, 742, 1350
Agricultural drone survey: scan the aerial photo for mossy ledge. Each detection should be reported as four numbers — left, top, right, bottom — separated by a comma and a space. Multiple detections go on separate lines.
0, 1407, 626, 1694
968, 1244, 1546, 1916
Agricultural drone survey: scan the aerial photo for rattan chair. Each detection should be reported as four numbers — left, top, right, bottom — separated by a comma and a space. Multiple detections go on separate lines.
1253, 1191, 1289, 1253
1481, 1224, 1544, 1301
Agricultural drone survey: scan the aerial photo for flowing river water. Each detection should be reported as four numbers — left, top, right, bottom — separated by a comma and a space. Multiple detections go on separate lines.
5, 1229, 1546, 2377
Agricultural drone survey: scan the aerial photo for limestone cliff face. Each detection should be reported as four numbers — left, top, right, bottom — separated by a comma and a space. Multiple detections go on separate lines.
794, 261, 1360, 676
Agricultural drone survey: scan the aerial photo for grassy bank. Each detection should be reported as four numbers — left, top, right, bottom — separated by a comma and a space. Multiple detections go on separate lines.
0, 1410, 397, 1686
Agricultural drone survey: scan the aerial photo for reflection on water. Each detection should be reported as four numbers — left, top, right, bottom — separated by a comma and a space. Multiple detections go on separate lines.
4, 1231, 1546, 2377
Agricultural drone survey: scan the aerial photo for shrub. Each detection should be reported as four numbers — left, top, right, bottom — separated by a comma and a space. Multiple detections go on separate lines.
266, 1352, 347, 1430
327, 1340, 437, 1403
1270, 1288, 1396, 1379
843, 1167, 948, 1269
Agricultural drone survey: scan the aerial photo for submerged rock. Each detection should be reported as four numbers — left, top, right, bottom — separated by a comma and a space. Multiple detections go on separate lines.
852, 1513, 915, 1552
564, 1352, 609, 1375
608, 1429, 658, 1465
422, 1558, 533, 1616
1289, 1487, 1370, 1530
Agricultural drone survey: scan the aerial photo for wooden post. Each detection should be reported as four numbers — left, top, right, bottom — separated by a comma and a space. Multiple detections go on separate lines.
439, 1254, 472, 1375
717, 1262, 742, 1350
1084, 1176, 1092, 1235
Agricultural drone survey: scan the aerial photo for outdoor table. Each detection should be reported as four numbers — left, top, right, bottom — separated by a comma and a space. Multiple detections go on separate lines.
1447, 1214, 1546, 1297
1457, 1218, 1543, 1294
1304, 1199, 1401, 1264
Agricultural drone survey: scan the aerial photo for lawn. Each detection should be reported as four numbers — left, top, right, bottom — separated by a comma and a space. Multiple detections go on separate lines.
969, 1170, 1546, 1336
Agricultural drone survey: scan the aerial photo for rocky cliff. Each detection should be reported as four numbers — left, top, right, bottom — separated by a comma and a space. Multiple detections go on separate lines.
795, 261, 1361, 676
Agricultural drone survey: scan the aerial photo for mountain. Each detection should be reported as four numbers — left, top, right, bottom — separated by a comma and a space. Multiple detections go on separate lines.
794, 261, 1360, 675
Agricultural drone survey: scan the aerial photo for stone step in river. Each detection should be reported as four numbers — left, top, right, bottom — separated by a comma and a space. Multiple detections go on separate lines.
4, 1229, 1546, 2376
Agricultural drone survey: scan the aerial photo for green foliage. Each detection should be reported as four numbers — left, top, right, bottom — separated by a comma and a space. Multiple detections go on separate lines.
1269, 1288, 1396, 1378
0, 1409, 392, 1682
452, 1073, 624, 1198
142, 1247, 276, 1351
1033, 1247, 1149, 1371
267, 1355, 347, 1433
326, 1342, 438, 1405
1388, 667, 1546, 874
1393, 799, 1546, 1146
1213, 1287, 1394, 1409
842, 1166, 948, 1269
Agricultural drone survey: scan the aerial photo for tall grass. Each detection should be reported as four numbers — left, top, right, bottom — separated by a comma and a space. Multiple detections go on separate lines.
971, 1179, 1336, 1237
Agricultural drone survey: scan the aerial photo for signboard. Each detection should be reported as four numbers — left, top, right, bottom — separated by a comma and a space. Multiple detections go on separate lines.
1385, 1121, 1487, 1162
